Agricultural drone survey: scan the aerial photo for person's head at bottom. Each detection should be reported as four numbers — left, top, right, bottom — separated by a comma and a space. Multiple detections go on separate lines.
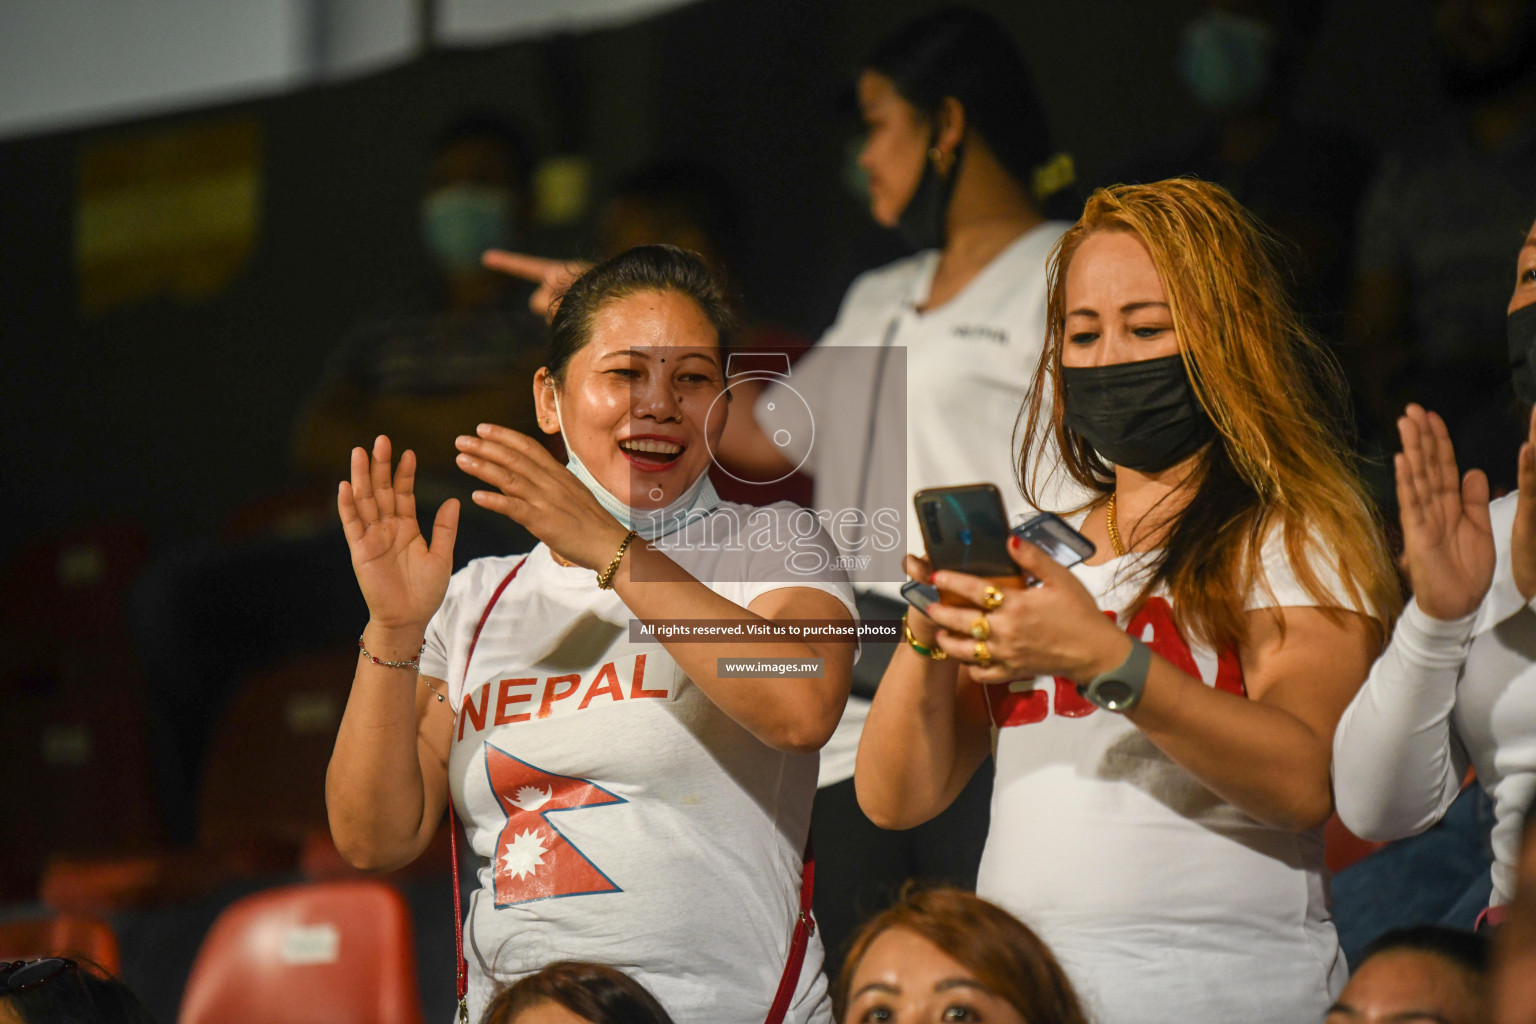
834, 886, 1090, 1024
0, 959, 154, 1024
480, 961, 676, 1024
1326, 926, 1489, 1024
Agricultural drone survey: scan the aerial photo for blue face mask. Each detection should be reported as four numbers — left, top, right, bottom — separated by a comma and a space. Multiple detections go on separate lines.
420, 184, 513, 276
1177, 10, 1275, 114
552, 391, 720, 541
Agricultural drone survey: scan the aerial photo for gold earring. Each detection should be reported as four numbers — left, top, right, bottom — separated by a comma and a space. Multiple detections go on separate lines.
928, 146, 953, 176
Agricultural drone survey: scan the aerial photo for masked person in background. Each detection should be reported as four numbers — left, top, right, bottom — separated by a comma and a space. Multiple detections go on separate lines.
1346, 0, 1536, 473
719, 6, 1086, 961
478, 7, 1085, 962
857, 179, 1401, 1023
1105, 0, 1371, 347
326, 247, 855, 1024
1332, 211, 1536, 954
293, 113, 548, 558
130, 115, 547, 846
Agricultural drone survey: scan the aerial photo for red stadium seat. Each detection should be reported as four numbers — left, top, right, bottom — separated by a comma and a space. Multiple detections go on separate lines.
0, 524, 161, 901
7, 684, 162, 904
1324, 812, 1387, 874
0, 915, 121, 974
38, 847, 234, 917
0, 524, 152, 695
196, 649, 359, 856
179, 879, 424, 1024
221, 483, 338, 541
35, 648, 357, 915
1324, 770, 1481, 876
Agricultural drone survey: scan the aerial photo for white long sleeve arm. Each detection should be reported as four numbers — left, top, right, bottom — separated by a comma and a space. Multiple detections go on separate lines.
1332, 598, 1478, 841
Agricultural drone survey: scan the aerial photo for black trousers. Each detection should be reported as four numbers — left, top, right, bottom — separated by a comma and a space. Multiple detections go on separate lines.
810, 760, 994, 975
809, 590, 994, 974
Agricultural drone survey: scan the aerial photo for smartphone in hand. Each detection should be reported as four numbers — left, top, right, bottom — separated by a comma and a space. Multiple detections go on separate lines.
909, 486, 1098, 607
913, 484, 1021, 606
900, 580, 940, 614
1008, 512, 1095, 585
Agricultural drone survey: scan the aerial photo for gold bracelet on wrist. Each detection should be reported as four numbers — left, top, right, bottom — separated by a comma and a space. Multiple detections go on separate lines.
597, 530, 639, 590
902, 612, 946, 660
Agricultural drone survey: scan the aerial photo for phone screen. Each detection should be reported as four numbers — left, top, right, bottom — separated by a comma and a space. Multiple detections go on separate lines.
1010, 512, 1095, 570
914, 484, 1018, 578
900, 580, 940, 614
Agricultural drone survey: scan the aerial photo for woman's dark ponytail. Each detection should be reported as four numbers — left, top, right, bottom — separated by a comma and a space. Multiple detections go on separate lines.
865, 7, 1075, 211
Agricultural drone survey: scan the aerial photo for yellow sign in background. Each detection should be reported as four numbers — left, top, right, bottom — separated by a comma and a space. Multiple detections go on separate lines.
76, 118, 262, 315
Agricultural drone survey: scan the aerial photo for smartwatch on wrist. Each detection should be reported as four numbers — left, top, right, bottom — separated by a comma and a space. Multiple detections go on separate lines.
1078, 636, 1150, 713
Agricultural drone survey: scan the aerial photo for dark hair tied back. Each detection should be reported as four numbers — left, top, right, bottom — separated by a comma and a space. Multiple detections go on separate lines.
1361, 925, 1490, 977
480, 960, 677, 1024
865, 7, 1056, 199
547, 244, 735, 385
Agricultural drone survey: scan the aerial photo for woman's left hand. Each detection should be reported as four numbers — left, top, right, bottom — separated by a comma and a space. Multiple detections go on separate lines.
455, 423, 630, 569
925, 537, 1129, 685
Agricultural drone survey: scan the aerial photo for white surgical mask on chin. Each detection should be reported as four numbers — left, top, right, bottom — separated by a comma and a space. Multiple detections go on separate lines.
552, 390, 719, 540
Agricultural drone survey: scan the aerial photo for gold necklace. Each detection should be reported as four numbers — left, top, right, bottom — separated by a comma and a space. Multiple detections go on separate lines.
1106, 492, 1124, 557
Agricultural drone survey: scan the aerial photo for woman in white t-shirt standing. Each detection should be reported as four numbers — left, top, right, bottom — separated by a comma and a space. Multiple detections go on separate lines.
857, 179, 1402, 1023
713, 8, 1083, 959
325, 245, 855, 1024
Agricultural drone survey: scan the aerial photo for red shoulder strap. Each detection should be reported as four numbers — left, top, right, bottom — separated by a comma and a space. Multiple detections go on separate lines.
764, 841, 816, 1024
450, 555, 527, 1022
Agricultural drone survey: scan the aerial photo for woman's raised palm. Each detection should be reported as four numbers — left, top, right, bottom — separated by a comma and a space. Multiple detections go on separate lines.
337, 435, 459, 630
1395, 405, 1494, 621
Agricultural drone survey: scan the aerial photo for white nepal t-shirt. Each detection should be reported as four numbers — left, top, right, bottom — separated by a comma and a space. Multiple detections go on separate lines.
977, 521, 1363, 1024
420, 501, 856, 1024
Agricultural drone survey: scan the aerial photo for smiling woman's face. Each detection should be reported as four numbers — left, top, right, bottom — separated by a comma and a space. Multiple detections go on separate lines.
536, 288, 727, 509
844, 927, 1026, 1024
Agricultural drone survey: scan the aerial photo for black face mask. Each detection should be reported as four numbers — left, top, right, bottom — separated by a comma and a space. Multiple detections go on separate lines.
1509, 302, 1536, 405
896, 135, 963, 251
1062, 354, 1217, 473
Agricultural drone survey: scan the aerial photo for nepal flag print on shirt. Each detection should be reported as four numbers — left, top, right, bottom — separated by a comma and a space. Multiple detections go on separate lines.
484, 746, 626, 907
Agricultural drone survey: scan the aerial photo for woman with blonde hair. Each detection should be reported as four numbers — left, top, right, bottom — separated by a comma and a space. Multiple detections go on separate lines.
856, 178, 1401, 1022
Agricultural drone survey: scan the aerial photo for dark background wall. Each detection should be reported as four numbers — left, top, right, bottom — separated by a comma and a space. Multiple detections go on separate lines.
0, 0, 1444, 564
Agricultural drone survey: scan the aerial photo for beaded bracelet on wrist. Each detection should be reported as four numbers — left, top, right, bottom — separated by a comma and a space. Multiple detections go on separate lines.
357, 635, 425, 671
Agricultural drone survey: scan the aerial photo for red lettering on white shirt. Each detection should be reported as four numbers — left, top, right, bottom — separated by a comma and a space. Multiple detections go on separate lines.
986, 597, 1247, 729
457, 656, 673, 738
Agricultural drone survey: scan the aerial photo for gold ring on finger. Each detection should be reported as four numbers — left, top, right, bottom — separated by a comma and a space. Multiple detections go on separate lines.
981, 585, 1005, 611
974, 639, 992, 667
971, 615, 991, 641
